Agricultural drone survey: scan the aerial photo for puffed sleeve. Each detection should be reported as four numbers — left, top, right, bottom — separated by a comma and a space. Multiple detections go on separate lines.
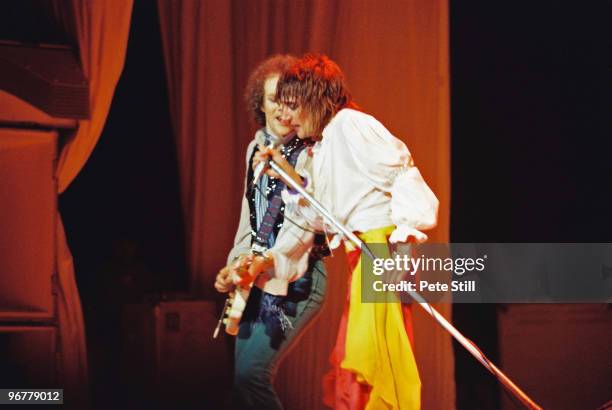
389, 166, 439, 243
267, 223, 315, 283
280, 144, 326, 231
267, 148, 319, 282
340, 110, 439, 243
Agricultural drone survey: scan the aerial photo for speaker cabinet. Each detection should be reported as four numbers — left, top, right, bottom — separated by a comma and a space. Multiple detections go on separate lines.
0, 42, 89, 119
0, 128, 57, 321
122, 299, 232, 409
0, 326, 59, 387
498, 304, 612, 409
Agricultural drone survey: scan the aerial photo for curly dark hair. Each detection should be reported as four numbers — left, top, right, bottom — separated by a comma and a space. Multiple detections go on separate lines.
244, 54, 297, 127
276, 53, 357, 136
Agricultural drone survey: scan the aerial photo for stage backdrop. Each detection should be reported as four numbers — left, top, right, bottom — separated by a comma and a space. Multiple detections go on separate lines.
51, 0, 133, 406
157, 0, 453, 408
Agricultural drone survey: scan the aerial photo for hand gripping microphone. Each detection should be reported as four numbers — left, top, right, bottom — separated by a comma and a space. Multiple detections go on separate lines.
252, 133, 280, 185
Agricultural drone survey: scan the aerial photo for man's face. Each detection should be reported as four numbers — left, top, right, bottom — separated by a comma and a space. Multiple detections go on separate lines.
261, 75, 293, 138
282, 102, 315, 139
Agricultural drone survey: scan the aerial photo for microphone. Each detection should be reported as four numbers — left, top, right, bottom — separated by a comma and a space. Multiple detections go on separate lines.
252, 133, 280, 185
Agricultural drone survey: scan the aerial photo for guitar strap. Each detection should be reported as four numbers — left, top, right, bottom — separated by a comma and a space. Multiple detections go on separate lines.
251, 135, 307, 249
243, 132, 329, 337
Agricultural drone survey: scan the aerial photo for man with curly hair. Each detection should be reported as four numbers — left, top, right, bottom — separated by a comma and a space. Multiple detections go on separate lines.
214, 55, 328, 410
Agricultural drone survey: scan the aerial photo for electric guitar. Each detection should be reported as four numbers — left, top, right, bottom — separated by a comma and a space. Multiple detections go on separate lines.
213, 244, 267, 338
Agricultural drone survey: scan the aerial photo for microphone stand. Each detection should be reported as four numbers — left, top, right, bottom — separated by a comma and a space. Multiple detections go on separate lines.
268, 159, 542, 410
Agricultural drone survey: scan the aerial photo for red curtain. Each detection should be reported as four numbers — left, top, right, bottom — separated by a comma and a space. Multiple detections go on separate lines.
157, 0, 238, 295
158, 0, 453, 408
52, 0, 133, 405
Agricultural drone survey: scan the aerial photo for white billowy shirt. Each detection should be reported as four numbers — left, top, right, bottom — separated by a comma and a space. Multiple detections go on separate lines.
268, 108, 439, 282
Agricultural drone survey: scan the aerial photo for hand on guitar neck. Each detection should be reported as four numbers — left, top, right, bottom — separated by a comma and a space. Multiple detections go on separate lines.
212, 251, 275, 337
214, 252, 275, 290
214, 265, 235, 293
214, 255, 251, 294
214, 252, 276, 294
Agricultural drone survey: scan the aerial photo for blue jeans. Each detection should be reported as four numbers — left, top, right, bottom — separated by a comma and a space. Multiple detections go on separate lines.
234, 259, 327, 409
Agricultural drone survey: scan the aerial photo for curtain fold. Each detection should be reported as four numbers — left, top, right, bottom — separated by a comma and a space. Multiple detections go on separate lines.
55, 0, 134, 192
53, 0, 133, 406
158, 0, 237, 295
157, 0, 452, 407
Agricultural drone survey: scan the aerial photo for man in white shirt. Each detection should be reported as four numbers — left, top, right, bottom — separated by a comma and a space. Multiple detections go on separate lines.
249, 53, 439, 410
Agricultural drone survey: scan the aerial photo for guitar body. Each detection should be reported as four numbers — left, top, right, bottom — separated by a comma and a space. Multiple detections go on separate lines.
223, 285, 251, 335
214, 249, 263, 337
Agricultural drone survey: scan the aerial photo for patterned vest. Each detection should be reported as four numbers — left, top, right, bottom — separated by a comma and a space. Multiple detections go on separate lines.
245, 133, 329, 260
241, 133, 328, 333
